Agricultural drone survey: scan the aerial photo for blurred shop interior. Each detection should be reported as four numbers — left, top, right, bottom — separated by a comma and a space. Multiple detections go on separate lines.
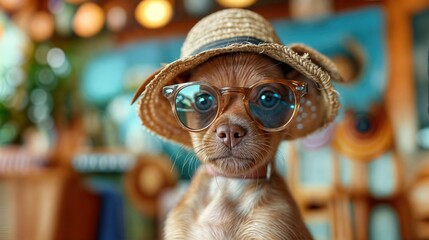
1, 0, 429, 239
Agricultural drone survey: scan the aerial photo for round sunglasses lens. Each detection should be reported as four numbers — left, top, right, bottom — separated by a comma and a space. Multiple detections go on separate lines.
248, 83, 296, 129
175, 84, 218, 130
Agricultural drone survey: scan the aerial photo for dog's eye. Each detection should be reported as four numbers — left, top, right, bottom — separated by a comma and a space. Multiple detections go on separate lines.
194, 93, 214, 112
258, 90, 281, 110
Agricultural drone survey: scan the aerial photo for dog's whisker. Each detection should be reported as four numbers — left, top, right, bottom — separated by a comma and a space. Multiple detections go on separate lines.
181, 151, 197, 178
187, 154, 197, 179
170, 147, 188, 174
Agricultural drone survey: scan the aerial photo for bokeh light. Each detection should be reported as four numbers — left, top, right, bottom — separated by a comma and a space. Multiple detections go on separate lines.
54, 2, 75, 36
139, 165, 164, 196
107, 6, 127, 32
28, 102, 51, 123
184, 0, 213, 16
289, 0, 332, 19
135, 0, 173, 29
47, 47, 66, 69
35, 44, 50, 65
0, 12, 29, 110
217, 0, 256, 8
30, 88, 49, 106
417, 127, 429, 149
5, 67, 25, 87
47, 47, 71, 76
36, 68, 57, 89
0, 21, 4, 38
73, 2, 105, 37
28, 12, 55, 42
48, 0, 64, 14
0, 122, 18, 144
0, 12, 29, 68
0, 0, 27, 12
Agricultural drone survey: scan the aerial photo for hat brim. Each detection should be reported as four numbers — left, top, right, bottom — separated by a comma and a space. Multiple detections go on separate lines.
133, 42, 343, 149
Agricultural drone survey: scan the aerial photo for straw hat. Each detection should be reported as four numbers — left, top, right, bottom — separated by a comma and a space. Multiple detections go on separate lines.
132, 8, 343, 148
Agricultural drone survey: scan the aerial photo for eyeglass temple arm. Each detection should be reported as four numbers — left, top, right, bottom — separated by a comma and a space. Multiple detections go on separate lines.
162, 76, 188, 98
293, 82, 308, 96
162, 85, 177, 99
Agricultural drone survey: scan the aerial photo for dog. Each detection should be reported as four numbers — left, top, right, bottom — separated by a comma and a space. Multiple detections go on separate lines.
131, 8, 342, 240
163, 52, 313, 239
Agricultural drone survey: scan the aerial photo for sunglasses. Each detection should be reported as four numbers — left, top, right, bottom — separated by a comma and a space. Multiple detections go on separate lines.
163, 79, 308, 132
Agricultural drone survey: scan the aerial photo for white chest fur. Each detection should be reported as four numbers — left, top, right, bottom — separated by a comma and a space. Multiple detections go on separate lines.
165, 171, 312, 239
191, 177, 266, 239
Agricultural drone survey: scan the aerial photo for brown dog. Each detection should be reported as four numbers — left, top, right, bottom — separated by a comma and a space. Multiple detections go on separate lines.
132, 8, 342, 240
163, 53, 313, 239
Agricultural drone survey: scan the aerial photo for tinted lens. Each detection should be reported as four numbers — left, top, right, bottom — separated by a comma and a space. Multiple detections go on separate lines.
248, 83, 296, 129
175, 84, 218, 130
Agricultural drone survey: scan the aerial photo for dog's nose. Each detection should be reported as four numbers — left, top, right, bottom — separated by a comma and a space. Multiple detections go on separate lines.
216, 124, 246, 148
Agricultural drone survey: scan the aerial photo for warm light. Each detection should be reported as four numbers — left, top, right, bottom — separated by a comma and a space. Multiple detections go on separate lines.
73, 2, 105, 37
139, 165, 164, 196
217, 0, 256, 8
107, 6, 127, 31
0, 0, 26, 12
289, 0, 332, 19
28, 12, 55, 42
135, 0, 173, 29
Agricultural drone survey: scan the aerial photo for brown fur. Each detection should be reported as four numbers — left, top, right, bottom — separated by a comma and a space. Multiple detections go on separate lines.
164, 53, 312, 239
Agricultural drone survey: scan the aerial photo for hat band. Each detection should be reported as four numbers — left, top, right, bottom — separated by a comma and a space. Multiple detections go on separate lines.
191, 36, 265, 55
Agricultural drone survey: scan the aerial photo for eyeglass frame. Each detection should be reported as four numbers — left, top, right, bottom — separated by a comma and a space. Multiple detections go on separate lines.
162, 79, 308, 133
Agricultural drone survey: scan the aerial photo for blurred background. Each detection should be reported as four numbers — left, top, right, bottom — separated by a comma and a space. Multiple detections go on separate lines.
0, 0, 428, 239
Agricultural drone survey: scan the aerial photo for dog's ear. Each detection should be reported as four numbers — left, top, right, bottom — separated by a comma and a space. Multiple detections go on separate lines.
289, 44, 344, 83
131, 69, 162, 105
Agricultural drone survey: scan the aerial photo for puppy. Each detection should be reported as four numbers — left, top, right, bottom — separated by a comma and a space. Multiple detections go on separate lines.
164, 52, 312, 239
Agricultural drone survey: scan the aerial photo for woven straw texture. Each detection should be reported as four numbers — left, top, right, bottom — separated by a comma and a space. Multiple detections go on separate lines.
181, 8, 281, 57
133, 9, 343, 148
